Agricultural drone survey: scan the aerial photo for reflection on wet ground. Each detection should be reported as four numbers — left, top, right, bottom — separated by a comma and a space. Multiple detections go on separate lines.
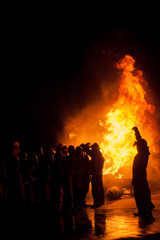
86, 193, 160, 240
1, 193, 160, 239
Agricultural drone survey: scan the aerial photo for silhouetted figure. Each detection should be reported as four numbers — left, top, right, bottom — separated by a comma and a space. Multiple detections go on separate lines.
72, 146, 84, 209
51, 143, 64, 214
66, 145, 76, 207
30, 153, 40, 208
5, 141, 25, 218
38, 147, 50, 213
132, 127, 155, 218
19, 151, 34, 209
61, 145, 73, 212
80, 143, 91, 206
87, 143, 105, 208
44, 147, 55, 209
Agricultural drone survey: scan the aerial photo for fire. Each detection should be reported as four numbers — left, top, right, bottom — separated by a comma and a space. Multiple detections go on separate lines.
101, 55, 156, 176
62, 55, 159, 179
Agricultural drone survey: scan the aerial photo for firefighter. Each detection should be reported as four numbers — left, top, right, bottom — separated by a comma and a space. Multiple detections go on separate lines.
88, 143, 105, 208
5, 141, 25, 217
51, 143, 64, 214
132, 126, 155, 218
80, 143, 91, 207
72, 146, 84, 209
61, 144, 73, 212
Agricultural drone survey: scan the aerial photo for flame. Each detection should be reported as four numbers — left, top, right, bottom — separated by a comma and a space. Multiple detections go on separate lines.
101, 55, 155, 176
62, 55, 160, 179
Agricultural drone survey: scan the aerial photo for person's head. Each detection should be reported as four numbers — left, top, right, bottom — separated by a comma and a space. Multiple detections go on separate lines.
68, 145, 75, 155
12, 141, 21, 157
76, 146, 82, 155
62, 145, 68, 156
92, 142, 100, 152
80, 143, 86, 150
82, 142, 91, 153
49, 147, 56, 156
56, 143, 65, 152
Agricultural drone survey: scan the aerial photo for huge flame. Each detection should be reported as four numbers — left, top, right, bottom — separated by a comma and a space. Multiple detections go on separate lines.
61, 55, 160, 179
100, 55, 155, 177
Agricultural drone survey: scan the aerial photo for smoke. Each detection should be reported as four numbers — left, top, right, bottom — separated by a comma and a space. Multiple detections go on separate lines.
59, 81, 119, 145
57, 51, 120, 145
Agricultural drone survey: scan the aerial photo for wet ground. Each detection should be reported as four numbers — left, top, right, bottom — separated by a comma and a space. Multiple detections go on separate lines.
1, 192, 160, 239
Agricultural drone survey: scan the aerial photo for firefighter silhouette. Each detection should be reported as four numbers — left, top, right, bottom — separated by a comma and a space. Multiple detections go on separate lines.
86, 143, 105, 208
132, 127, 155, 218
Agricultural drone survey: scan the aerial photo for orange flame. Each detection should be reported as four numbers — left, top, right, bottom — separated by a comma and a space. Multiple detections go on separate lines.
101, 55, 155, 176
62, 55, 160, 179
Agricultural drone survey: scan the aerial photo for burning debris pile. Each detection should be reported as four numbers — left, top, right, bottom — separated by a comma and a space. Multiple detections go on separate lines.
62, 55, 160, 180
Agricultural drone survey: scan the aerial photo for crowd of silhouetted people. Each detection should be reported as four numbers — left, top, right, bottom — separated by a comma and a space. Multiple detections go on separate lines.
0, 126, 156, 233
0, 140, 105, 223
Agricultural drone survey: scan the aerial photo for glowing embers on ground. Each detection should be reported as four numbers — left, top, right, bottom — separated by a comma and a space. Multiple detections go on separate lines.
64, 54, 159, 178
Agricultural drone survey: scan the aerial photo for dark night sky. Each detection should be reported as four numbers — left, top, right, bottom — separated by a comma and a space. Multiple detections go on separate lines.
2, 7, 160, 152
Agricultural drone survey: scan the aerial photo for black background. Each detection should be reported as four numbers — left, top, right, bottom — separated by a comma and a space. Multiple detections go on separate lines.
2, 5, 160, 152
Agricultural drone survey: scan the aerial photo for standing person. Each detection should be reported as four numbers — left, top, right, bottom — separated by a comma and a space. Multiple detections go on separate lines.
66, 145, 76, 208
132, 127, 155, 218
51, 143, 64, 214
72, 146, 83, 209
80, 143, 91, 207
38, 147, 50, 213
45, 147, 55, 209
5, 141, 25, 217
19, 151, 34, 210
87, 143, 105, 208
61, 144, 73, 212
30, 153, 40, 208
